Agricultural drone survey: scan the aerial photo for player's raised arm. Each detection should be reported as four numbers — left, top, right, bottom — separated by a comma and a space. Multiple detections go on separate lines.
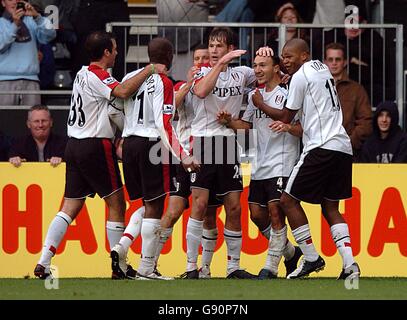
112, 63, 167, 99
193, 49, 246, 98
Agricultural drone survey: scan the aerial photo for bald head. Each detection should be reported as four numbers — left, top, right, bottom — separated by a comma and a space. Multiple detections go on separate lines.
283, 38, 310, 55
148, 37, 173, 69
281, 38, 311, 75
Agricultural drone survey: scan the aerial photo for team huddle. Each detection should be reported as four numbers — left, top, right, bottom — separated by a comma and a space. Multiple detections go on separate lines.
34, 27, 360, 281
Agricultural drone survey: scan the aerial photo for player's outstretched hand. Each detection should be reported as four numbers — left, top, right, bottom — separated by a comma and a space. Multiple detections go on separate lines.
251, 89, 264, 107
219, 49, 247, 65
182, 155, 201, 173
217, 110, 232, 126
256, 46, 274, 57
281, 74, 291, 84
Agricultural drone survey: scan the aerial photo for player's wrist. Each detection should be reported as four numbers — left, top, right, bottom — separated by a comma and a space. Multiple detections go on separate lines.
149, 63, 155, 75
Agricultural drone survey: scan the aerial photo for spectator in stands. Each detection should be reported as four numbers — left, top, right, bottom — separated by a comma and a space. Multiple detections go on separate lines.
156, 0, 210, 82
325, 42, 372, 159
0, 0, 56, 106
71, 0, 129, 80
0, 130, 12, 161
266, 5, 308, 55
358, 101, 407, 163
8, 104, 67, 167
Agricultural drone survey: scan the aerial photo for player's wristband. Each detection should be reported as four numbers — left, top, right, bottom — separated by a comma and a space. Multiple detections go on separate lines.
150, 63, 155, 75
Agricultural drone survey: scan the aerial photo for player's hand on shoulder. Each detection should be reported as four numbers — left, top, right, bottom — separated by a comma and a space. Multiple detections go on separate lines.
256, 46, 274, 57
152, 63, 168, 75
281, 73, 291, 84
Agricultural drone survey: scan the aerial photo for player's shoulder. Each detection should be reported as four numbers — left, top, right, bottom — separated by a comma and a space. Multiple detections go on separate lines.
174, 81, 187, 92
87, 64, 117, 85
122, 68, 144, 82
156, 73, 174, 88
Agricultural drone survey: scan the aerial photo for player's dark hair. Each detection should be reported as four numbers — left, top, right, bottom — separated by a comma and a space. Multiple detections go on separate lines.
325, 42, 347, 59
148, 37, 174, 69
209, 27, 236, 47
85, 31, 116, 61
271, 55, 280, 66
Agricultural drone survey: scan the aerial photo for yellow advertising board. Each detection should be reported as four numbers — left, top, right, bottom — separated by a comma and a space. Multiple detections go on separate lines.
0, 163, 406, 278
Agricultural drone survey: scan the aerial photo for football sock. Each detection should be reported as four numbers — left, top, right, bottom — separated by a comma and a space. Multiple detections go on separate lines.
138, 218, 161, 276
330, 223, 355, 268
292, 224, 319, 262
224, 228, 242, 274
106, 221, 125, 250
201, 228, 218, 268
154, 227, 173, 264
186, 218, 203, 272
38, 211, 72, 269
119, 206, 145, 253
264, 226, 287, 274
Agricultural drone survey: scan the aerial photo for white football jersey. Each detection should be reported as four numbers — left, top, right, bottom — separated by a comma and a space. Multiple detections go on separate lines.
243, 85, 300, 180
286, 60, 352, 155
191, 65, 256, 137
68, 65, 119, 139
122, 68, 188, 159
174, 81, 195, 152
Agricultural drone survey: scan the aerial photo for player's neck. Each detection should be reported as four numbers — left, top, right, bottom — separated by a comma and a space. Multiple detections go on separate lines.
90, 61, 108, 70
265, 78, 280, 92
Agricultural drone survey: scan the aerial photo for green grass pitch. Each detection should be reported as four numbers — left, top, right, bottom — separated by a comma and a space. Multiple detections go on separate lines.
0, 278, 406, 300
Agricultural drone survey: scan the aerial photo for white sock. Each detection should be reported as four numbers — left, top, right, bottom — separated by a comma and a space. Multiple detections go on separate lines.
119, 206, 145, 253
201, 228, 218, 268
38, 212, 72, 268
106, 221, 125, 250
224, 228, 242, 274
154, 227, 173, 264
260, 224, 271, 240
138, 218, 161, 276
330, 223, 355, 268
186, 218, 203, 272
264, 226, 287, 274
282, 239, 295, 261
292, 224, 319, 262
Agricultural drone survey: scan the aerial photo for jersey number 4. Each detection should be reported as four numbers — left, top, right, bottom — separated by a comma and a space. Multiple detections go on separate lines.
325, 79, 341, 112
68, 93, 86, 127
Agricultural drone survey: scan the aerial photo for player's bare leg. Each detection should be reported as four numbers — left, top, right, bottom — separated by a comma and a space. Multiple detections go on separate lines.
322, 199, 359, 280
34, 198, 84, 279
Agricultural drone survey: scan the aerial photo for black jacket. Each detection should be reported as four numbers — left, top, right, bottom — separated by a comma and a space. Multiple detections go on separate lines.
358, 101, 407, 163
8, 133, 67, 162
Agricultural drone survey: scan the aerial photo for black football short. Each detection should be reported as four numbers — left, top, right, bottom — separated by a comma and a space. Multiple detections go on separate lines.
64, 138, 123, 199
172, 164, 222, 208
122, 136, 176, 202
190, 136, 243, 196
285, 147, 353, 204
248, 177, 288, 207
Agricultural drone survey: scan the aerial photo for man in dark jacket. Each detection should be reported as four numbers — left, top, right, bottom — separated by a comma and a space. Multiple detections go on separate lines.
8, 104, 67, 167
358, 101, 407, 163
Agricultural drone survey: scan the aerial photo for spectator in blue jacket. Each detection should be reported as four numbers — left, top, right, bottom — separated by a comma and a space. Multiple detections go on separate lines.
358, 101, 407, 163
0, 0, 56, 106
